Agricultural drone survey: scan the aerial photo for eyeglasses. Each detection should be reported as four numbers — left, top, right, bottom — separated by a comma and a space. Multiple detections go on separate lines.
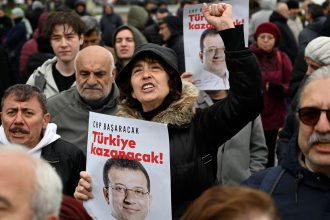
297, 107, 330, 126
105, 184, 149, 198
203, 47, 225, 55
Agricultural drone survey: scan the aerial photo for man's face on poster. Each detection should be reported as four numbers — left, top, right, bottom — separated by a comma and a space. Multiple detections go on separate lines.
199, 34, 227, 78
103, 167, 151, 220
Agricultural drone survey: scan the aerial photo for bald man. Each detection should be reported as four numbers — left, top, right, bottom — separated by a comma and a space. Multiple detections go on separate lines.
47, 45, 119, 154
0, 145, 62, 220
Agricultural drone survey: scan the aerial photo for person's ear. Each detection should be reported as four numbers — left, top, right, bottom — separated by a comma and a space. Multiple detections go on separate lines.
79, 34, 84, 46
103, 187, 110, 204
199, 51, 204, 63
43, 113, 51, 129
111, 69, 116, 78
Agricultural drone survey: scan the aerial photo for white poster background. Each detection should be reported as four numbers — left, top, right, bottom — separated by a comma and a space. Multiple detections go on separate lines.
84, 112, 171, 220
183, 1, 249, 91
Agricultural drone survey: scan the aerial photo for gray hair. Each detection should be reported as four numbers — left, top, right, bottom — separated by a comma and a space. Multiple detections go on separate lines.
32, 156, 63, 220
298, 66, 330, 108
305, 37, 330, 66
0, 145, 63, 220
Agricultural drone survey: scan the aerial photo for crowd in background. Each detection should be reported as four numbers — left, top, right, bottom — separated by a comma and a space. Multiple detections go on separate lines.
1, 0, 330, 220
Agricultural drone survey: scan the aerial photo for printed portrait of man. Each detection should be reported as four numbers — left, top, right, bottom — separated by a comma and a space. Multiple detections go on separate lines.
197, 28, 229, 90
102, 158, 151, 220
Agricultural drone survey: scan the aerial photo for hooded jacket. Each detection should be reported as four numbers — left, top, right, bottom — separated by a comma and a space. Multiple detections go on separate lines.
0, 123, 86, 196
116, 26, 263, 218
26, 57, 75, 98
112, 24, 147, 74
244, 132, 330, 220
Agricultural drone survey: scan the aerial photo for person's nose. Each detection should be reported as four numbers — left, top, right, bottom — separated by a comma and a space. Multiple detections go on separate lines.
314, 112, 330, 133
142, 69, 152, 79
123, 190, 136, 204
13, 111, 24, 124
60, 37, 69, 47
86, 73, 97, 85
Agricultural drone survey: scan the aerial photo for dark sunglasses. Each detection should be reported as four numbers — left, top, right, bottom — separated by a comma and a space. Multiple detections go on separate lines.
297, 107, 330, 126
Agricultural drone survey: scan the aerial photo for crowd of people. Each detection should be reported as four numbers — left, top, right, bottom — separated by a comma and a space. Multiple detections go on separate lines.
1, 0, 330, 220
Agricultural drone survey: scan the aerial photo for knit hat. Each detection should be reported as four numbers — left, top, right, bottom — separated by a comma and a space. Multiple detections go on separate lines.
305, 36, 330, 66
254, 22, 281, 46
32, 1, 44, 10
11, 7, 24, 18
116, 43, 182, 94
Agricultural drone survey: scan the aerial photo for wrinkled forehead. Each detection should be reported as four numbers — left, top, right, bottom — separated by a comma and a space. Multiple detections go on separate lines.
203, 34, 224, 48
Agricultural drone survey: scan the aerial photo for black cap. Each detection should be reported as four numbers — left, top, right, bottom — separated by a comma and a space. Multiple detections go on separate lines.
116, 43, 182, 94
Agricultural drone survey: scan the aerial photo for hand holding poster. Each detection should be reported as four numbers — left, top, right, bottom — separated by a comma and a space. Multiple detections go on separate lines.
84, 112, 172, 220
183, 1, 249, 91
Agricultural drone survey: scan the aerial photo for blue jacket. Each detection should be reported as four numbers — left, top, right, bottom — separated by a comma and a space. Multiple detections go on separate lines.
244, 133, 330, 220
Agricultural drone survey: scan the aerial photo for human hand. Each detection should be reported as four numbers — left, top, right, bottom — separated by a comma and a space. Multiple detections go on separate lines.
181, 71, 196, 84
74, 171, 94, 201
202, 2, 235, 31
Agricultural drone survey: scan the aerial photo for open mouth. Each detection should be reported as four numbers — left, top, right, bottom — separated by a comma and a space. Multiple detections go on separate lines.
142, 83, 155, 91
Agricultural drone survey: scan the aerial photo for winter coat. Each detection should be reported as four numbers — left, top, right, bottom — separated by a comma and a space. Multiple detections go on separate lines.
116, 30, 263, 217
270, 11, 298, 64
250, 44, 292, 130
244, 133, 330, 220
0, 123, 86, 196
47, 85, 119, 154
298, 16, 326, 50
196, 91, 268, 186
26, 57, 74, 98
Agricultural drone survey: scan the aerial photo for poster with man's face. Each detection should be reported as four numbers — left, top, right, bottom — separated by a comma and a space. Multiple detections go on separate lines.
84, 112, 171, 220
183, 1, 249, 91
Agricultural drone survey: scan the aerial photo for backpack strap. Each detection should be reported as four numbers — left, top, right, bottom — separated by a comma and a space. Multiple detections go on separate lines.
259, 165, 286, 195
34, 72, 46, 91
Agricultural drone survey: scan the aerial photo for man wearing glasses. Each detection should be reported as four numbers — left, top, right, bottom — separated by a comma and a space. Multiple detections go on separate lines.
102, 158, 151, 220
244, 66, 330, 220
196, 28, 229, 91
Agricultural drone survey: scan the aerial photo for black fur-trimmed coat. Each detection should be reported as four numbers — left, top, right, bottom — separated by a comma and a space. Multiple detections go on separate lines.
117, 33, 263, 218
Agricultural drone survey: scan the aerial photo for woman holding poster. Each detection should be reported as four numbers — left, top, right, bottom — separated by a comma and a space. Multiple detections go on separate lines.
75, 3, 263, 219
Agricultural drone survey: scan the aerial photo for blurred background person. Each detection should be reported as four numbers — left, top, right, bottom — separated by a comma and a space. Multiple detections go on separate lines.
100, 1, 123, 48
250, 22, 292, 167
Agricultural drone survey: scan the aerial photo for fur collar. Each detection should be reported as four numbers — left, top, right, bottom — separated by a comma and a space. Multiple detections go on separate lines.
116, 81, 199, 126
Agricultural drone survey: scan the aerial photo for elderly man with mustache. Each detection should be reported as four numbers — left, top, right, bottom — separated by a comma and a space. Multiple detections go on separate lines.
244, 66, 330, 220
0, 84, 85, 196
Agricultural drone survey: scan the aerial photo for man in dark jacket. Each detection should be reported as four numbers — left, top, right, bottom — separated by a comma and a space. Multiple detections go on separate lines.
0, 84, 85, 196
245, 66, 330, 220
